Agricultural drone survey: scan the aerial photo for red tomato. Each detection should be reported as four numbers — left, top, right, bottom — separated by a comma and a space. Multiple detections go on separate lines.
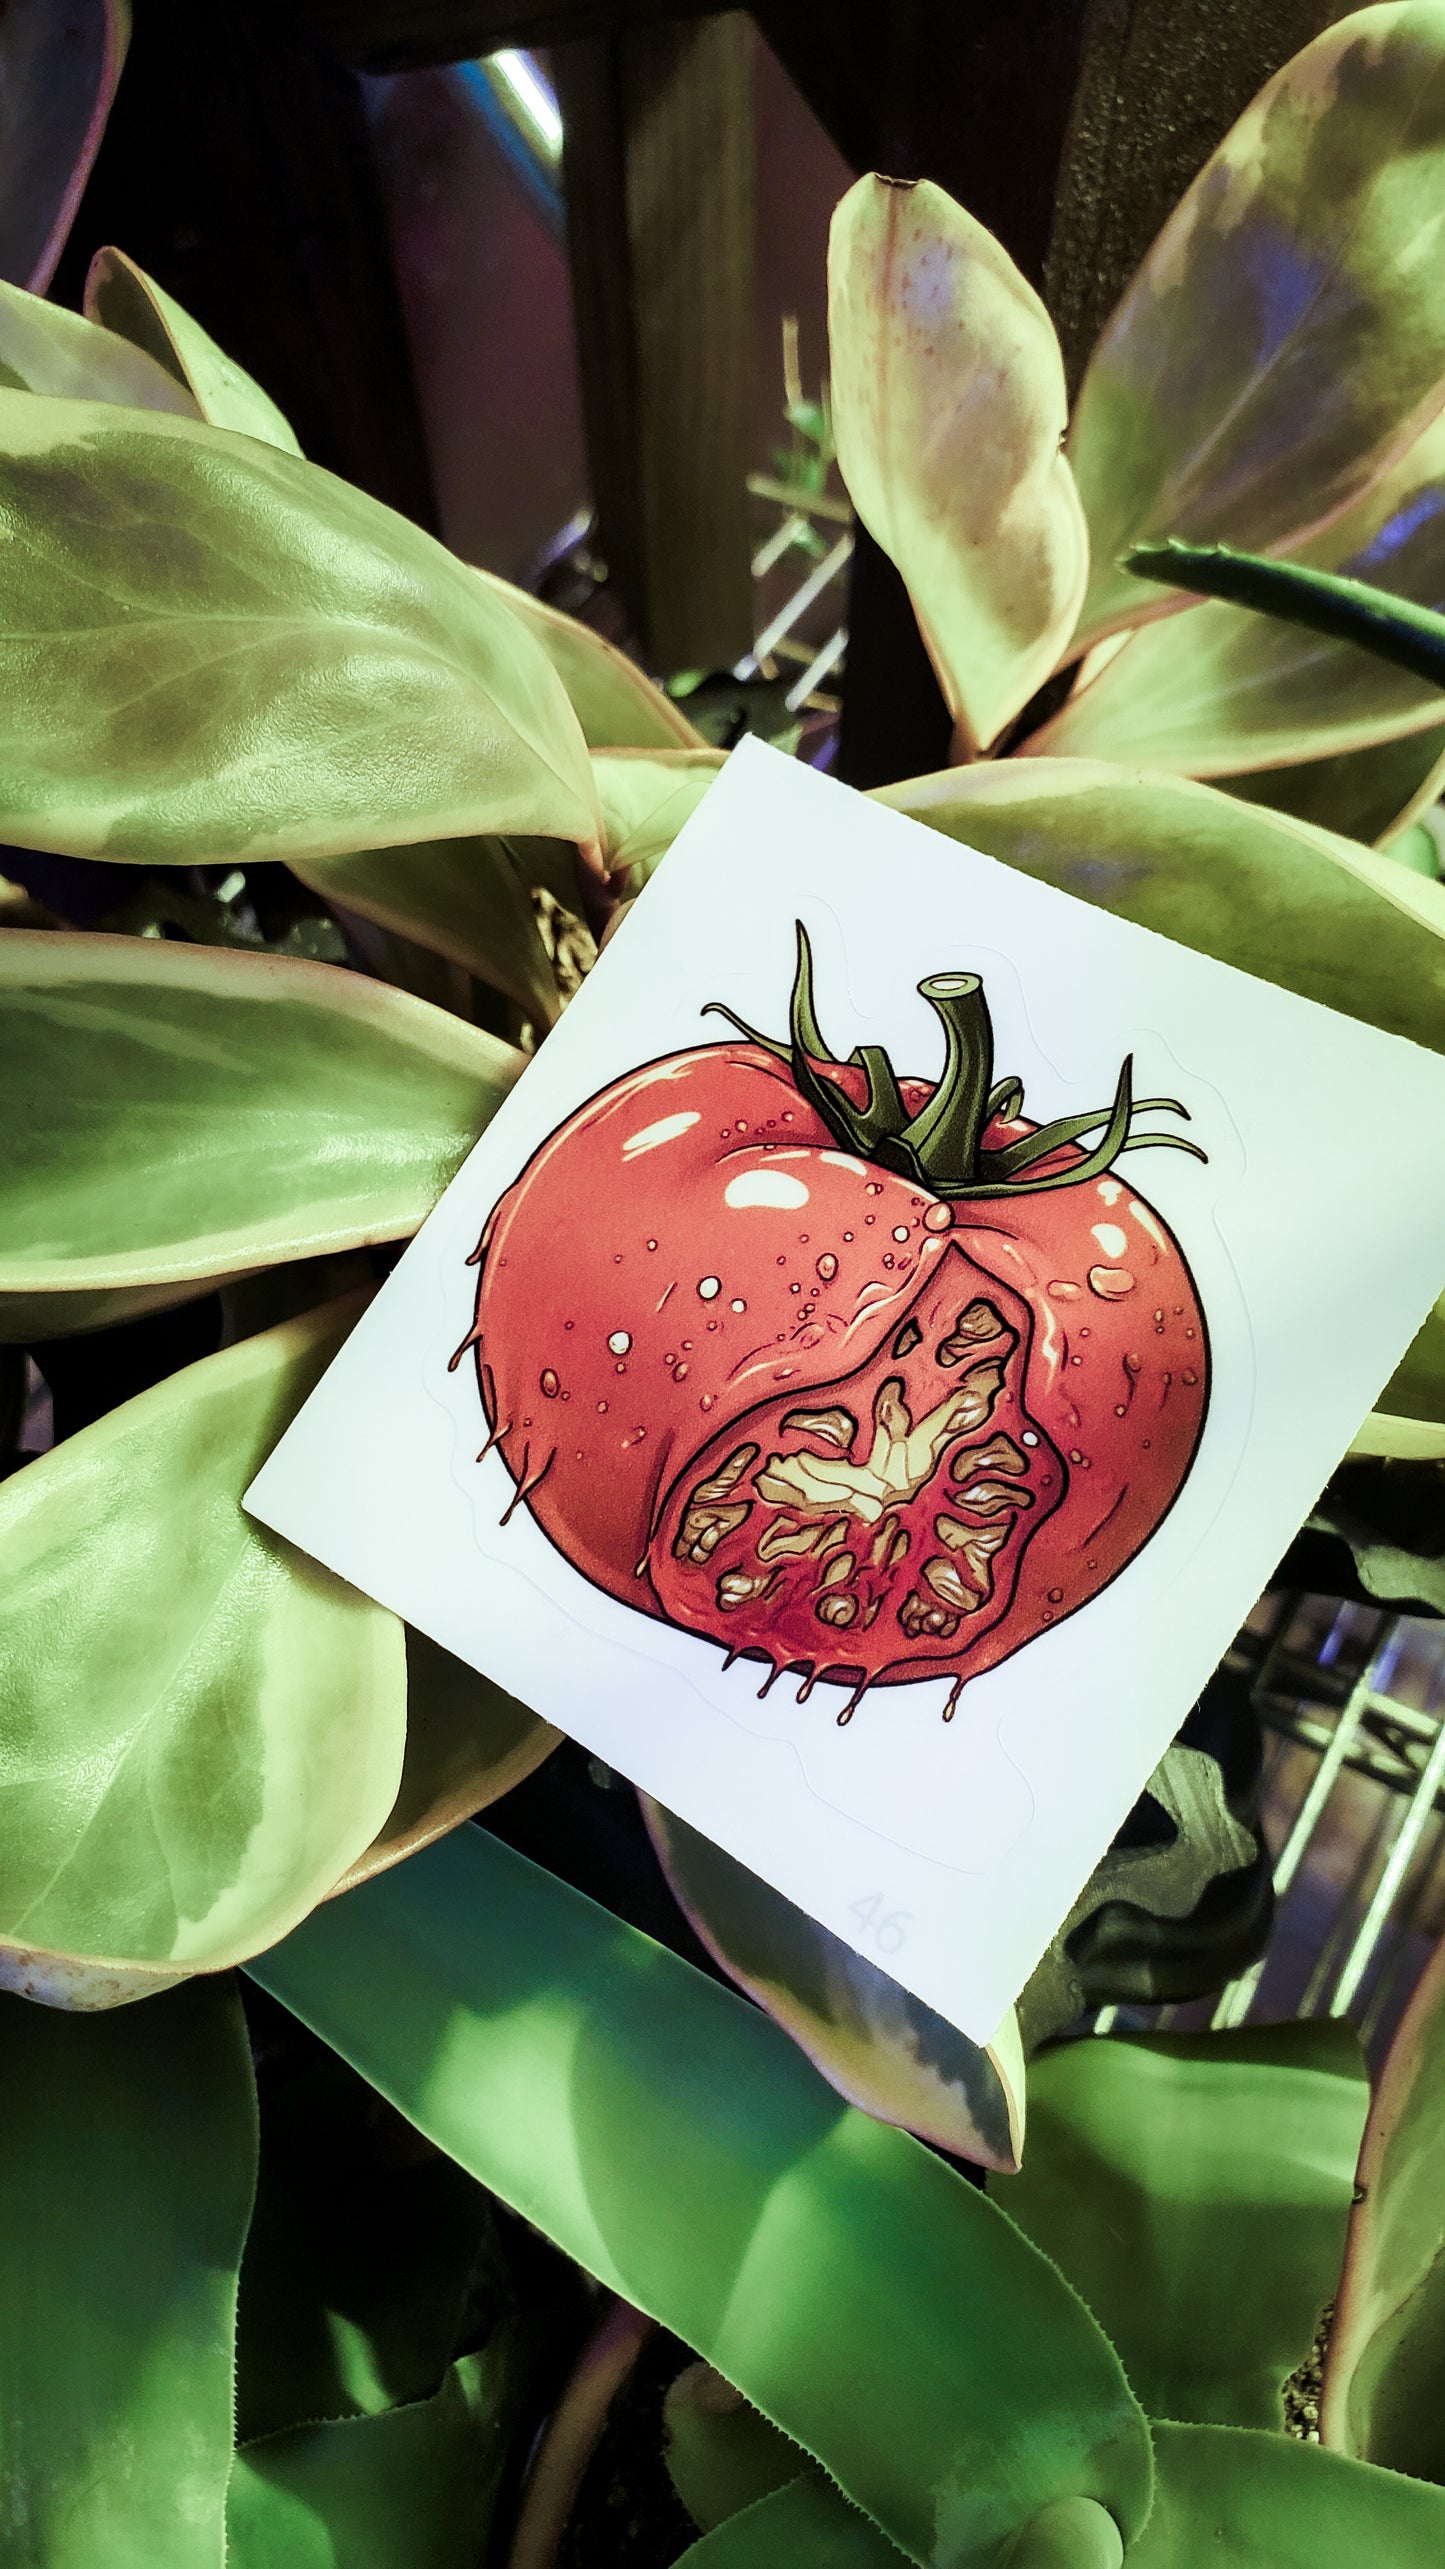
459, 932, 1208, 1721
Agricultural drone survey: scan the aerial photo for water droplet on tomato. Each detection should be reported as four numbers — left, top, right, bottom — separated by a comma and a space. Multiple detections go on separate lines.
1087, 1264, 1135, 1297
736, 1120, 748, 1134
1114, 1403, 1126, 1417
1182, 1368, 1199, 1386
597, 1400, 609, 1414
646, 1238, 658, 1251
1048, 1586, 1064, 1603
700, 1392, 715, 1409
674, 1362, 689, 1381
790, 1281, 802, 1295
608, 1330, 632, 1354
866, 1182, 882, 1195
698, 1276, 721, 1300
892, 1225, 910, 1243
882, 1254, 895, 1269
564, 1318, 574, 1331
613, 1253, 623, 1265
816, 1253, 838, 1281
1048, 1278, 1082, 1300
540, 1368, 559, 1398
843, 1231, 854, 1243
1069, 1448, 1083, 1462
799, 1233, 809, 1244
730, 1297, 746, 1313
923, 1203, 951, 1232
865, 1215, 876, 1227
776, 1255, 787, 1267
1021, 1431, 1039, 1447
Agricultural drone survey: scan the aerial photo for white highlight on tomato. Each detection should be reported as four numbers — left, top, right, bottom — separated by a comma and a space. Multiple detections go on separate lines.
621, 1109, 701, 1160
607, 1331, 632, 1354
1097, 1178, 1123, 1206
1091, 1221, 1128, 1258
723, 1169, 811, 1210
1129, 1198, 1170, 1251
819, 1151, 869, 1177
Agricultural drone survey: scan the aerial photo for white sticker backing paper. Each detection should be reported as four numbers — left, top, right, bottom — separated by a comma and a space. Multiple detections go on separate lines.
246, 738, 1445, 2042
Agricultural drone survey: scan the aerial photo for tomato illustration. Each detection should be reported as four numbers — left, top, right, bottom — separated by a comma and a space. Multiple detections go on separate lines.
456, 929, 1209, 1721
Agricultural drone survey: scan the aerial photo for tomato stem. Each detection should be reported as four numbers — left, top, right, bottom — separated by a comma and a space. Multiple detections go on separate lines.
705, 928, 1207, 1198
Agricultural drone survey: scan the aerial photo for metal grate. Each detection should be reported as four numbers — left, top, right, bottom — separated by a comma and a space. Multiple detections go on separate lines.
1099, 1594, 1445, 2062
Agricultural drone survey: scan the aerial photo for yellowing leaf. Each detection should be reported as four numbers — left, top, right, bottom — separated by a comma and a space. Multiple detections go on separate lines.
1069, 3, 1445, 650
84, 244, 302, 453
828, 175, 1087, 754
0, 1296, 406, 1987
292, 837, 566, 1030
0, 394, 600, 865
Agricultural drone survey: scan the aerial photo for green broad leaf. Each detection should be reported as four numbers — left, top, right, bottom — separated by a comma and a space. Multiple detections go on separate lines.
247, 1826, 1153, 2569
291, 836, 565, 1028
1128, 2418, 1445, 2566
0, 273, 198, 412
235, 2050, 503, 2443
228, 2335, 531, 2569
594, 746, 727, 895
84, 245, 302, 453
994, 2026, 1368, 2430
1322, 1924, 1445, 2477
0, 393, 600, 865
0, 1295, 407, 1985
0, 0, 127, 298
664, 2363, 803, 2534
466, 562, 709, 749
674, 2474, 907, 2566
0, 1974, 257, 2569
641, 1797, 1024, 2171
0, 928, 522, 1340
1067, 5, 1445, 653
337, 1629, 560, 1894
1035, 414, 1445, 778
875, 758, 1445, 1055
827, 175, 1087, 756
1216, 722, 1445, 852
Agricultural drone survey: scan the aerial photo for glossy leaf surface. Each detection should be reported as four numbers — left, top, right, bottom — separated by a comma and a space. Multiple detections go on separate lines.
675, 2475, 905, 2567
249, 1827, 1152, 2568
0, 0, 127, 295
0, 395, 599, 864
228, 2342, 527, 2569
1068, 4, 1445, 649
84, 246, 302, 453
643, 1798, 1023, 2170
1035, 416, 1445, 775
1217, 720, 1445, 848
0, 1298, 406, 1980
1128, 2419, 1445, 2565
291, 836, 563, 1027
0, 1975, 256, 2568
829, 175, 1087, 754
876, 758, 1445, 1052
467, 563, 707, 748
1322, 1925, 1445, 2476
0, 275, 197, 412
996, 2026, 1367, 2428
338, 1630, 560, 1892
593, 746, 727, 893
0, 929, 521, 1338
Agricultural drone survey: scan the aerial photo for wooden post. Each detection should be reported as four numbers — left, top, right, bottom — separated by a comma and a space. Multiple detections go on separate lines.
553, 13, 755, 671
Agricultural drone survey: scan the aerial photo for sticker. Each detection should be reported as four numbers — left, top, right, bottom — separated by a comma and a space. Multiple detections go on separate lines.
246, 738, 1445, 2040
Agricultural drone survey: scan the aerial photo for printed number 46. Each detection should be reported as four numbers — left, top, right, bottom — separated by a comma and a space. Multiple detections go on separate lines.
850, 1891, 912, 1955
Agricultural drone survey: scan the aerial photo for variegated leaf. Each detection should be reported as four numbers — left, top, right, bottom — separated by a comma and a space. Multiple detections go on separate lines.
828, 174, 1087, 753
1069, 4, 1445, 651
0, 395, 600, 865
84, 244, 301, 453
0, 929, 521, 1339
0, 274, 197, 413
593, 746, 727, 894
0, 1297, 406, 1994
